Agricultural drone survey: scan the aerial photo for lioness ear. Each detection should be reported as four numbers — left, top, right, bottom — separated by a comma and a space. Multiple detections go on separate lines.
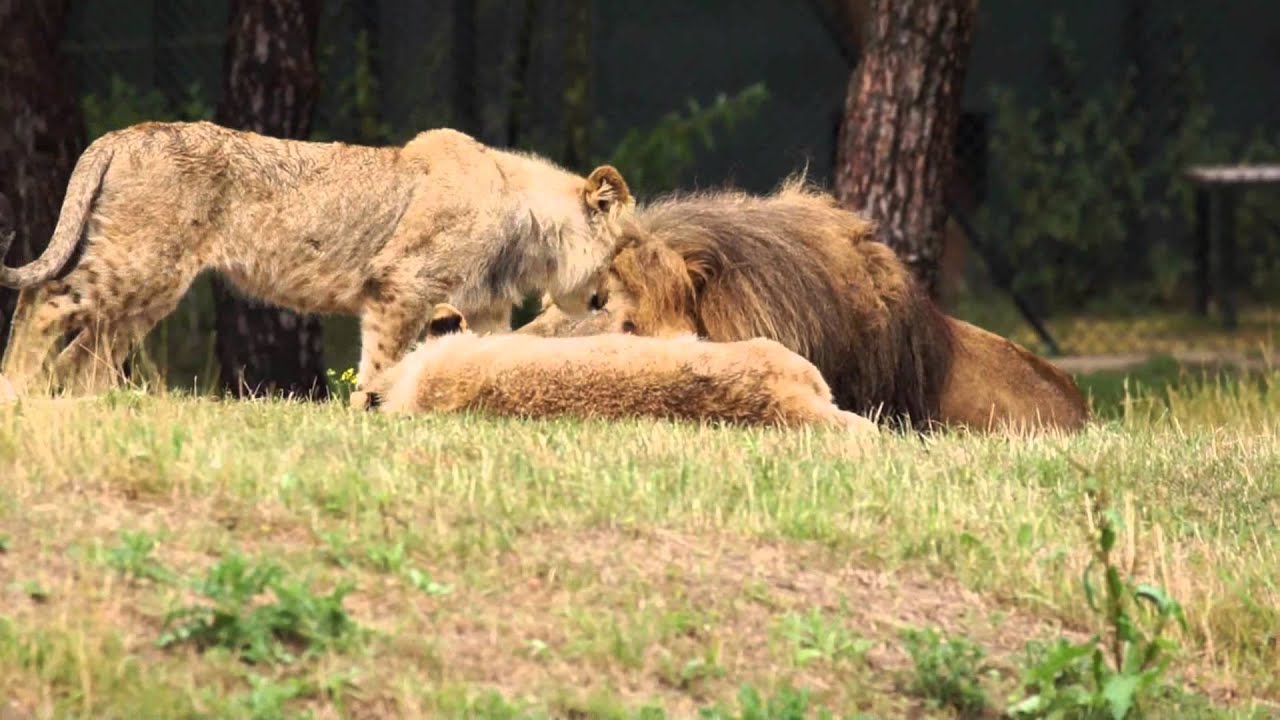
584, 165, 633, 215
427, 303, 468, 337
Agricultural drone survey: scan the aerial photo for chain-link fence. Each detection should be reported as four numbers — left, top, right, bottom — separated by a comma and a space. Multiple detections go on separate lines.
944, 3, 1280, 364
55, 0, 1280, 371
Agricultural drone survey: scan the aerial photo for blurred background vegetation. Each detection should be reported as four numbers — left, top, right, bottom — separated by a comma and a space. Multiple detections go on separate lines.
26, 0, 1280, 387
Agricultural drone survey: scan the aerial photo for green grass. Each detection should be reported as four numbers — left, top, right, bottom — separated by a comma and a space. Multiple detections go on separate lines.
1072, 353, 1277, 421
948, 292, 1280, 358
1, 369, 1279, 718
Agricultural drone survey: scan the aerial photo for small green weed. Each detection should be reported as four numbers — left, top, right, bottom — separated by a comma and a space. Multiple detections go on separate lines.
776, 608, 874, 667
104, 530, 175, 584
157, 551, 358, 664
1006, 482, 1188, 719
10, 579, 50, 603
656, 645, 726, 692
900, 627, 989, 718
697, 683, 852, 720
405, 566, 453, 596
319, 531, 353, 568
235, 673, 315, 720
365, 540, 407, 573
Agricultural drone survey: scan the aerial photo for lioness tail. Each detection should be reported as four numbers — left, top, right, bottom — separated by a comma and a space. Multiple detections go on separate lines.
0, 142, 114, 288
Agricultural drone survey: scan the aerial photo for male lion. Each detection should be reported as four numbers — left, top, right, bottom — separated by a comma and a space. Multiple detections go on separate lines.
350, 303, 878, 434
519, 179, 1089, 434
0, 120, 632, 396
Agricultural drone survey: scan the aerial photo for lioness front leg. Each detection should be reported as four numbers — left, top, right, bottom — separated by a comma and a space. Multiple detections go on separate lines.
357, 304, 429, 389
462, 303, 512, 335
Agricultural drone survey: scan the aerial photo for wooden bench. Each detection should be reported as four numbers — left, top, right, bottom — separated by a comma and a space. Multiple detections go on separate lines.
1185, 164, 1280, 330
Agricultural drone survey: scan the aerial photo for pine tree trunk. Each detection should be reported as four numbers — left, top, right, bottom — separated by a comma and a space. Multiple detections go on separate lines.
212, 0, 328, 400
833, 0, 977, 298
0, 0, 85, 359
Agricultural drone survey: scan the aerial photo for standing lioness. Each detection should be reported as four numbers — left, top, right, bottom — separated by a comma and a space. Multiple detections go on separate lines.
0, 120, 632, 396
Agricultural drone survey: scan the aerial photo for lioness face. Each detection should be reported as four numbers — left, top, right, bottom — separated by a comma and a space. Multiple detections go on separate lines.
546, 165, 636, 310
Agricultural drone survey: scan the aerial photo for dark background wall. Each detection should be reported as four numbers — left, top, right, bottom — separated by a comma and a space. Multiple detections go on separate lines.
61, 1, 1280, 191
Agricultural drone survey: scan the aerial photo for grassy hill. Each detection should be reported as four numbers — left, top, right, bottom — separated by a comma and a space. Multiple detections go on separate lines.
1, 370, 1278, 718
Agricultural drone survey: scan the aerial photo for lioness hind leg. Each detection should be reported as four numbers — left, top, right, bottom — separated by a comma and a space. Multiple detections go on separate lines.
792, 394, 879, 435
52, 323, 137, 395
46, 252, 197, 396
1, 284, 86, 395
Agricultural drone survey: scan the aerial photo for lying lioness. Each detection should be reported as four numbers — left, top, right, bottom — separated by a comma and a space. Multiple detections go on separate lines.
351, 304, 878, 434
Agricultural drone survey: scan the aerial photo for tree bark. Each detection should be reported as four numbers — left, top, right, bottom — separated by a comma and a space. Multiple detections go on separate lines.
212, 0, 328, 400
833, 0, 978, 298
0, 0, 85, 359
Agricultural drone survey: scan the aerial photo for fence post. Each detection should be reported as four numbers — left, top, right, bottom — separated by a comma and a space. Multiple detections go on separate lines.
1192, 186, 1211, 317
1215, 187, 1239, 331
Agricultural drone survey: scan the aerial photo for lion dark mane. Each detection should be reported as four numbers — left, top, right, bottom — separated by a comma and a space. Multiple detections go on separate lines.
632, 179, 956, 429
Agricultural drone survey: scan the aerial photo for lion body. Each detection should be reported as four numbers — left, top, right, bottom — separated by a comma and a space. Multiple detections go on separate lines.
356, 304, 877, 433
520, 180, 1089, 433
0, 120, 631, 395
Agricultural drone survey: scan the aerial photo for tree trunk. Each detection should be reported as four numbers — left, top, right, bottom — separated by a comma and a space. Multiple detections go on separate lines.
833, 0, 978, 298
0, 0, 85, 359
212, 0, 328, 400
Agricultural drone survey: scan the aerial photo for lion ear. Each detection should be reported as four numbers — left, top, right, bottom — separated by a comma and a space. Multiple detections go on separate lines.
427, 303, 468, 337
584, 165, 633, 216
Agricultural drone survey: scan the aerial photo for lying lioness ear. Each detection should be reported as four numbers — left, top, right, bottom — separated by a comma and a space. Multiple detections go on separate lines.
427, 303, 468, 337
584, 165, 633, 215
